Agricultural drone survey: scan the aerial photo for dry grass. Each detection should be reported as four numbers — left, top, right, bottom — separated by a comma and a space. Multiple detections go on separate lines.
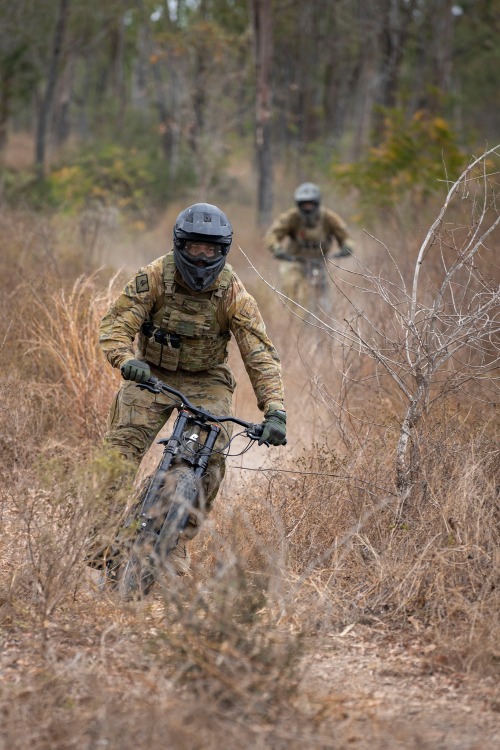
1, 202, 499, 749
26, 272, 123, 441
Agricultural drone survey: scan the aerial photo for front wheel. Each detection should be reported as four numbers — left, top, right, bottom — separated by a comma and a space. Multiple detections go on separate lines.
117, 465, 199, 600
155, 466, 198, 562
116, 543, 155, 600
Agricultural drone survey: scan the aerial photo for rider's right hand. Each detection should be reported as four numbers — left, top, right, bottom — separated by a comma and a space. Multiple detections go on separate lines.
120, 359, 151, 383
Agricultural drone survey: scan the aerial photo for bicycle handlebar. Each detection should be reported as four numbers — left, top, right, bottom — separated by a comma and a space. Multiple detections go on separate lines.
275, 251, 350, 263
138, 376, 264, 438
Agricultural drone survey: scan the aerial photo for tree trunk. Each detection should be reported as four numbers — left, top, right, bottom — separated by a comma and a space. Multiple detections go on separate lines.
371, 0, 416, 143
249, 0, 273, 227
35, 0, 70, 179
431, 0, 455, 104
112, 10, 127, 131
349, 2, 378, 159
410, 0, 455, 114
0, 67, 13, 158
136, 0, 178, 173
54, 49, 76, 146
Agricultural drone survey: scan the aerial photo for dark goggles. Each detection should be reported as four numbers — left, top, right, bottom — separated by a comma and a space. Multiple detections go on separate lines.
183, 241, 225, 264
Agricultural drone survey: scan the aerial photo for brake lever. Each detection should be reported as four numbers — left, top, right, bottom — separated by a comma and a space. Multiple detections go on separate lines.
137, 381, 161, 394
246, 425, 270, 448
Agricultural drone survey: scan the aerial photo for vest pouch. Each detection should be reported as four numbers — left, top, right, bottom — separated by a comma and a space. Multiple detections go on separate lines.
144, 335, 180, 371
143, 254, 234, 373
178, 331, 230, 371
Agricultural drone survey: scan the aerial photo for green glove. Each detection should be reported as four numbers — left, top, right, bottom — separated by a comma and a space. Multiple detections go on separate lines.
120, 359, 151, 383
259, 410, 287, 446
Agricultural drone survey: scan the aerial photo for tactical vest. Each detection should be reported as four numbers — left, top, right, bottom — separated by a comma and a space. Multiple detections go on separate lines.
291, 211, 333, 258
138, 255, 233, 372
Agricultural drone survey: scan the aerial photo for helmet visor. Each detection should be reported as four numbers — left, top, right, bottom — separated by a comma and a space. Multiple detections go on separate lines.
183, 240, 225, 265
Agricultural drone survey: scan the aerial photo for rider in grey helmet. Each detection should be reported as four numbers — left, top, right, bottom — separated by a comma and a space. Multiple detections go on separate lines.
264, 182, 356, 316
173, 203, 233, 292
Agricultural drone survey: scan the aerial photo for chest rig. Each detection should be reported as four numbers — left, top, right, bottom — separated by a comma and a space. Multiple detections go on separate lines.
138, 255, 233, 372
291, 211, 333, 258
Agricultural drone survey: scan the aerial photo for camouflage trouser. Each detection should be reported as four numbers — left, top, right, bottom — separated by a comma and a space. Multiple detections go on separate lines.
104, 362, 236, 539
279, 259, 330, 318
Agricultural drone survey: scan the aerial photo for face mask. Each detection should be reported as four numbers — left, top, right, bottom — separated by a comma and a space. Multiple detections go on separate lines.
298, 203, 320, 226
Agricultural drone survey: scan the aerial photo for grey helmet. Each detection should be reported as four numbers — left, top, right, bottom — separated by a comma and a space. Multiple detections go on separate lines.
173, 203, 233, 291
294, 182, 321, 223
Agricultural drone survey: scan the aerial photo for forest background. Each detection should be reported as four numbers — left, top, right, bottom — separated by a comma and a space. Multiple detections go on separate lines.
0, 1, 499, 749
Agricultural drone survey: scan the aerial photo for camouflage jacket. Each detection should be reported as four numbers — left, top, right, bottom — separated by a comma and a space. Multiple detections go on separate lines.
99, 253, 285, 414
264, 206, 354, 259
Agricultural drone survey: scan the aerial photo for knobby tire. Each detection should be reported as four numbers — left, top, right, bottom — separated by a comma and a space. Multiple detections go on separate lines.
117, 465, 198, 600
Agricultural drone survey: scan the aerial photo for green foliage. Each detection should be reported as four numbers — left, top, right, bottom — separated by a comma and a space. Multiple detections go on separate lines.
47, 144, 157, 214
4, 143, 176, 221
332, 109, 466, 219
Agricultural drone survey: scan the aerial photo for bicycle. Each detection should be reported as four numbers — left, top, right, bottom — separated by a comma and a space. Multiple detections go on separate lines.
275, 250, 348, 318
108, 376, 270, 600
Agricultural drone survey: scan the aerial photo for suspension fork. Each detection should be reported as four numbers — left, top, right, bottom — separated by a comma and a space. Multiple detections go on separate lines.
137, 412, 221, 529
154, 421, 222, 546
190, 421, 221, 481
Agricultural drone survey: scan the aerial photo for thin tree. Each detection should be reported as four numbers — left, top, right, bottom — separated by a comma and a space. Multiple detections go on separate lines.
35, 0, 70, 179
249, 0, 273, 227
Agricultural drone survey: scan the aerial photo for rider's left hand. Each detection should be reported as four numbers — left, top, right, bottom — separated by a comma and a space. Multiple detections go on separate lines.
259, 410, 287, 446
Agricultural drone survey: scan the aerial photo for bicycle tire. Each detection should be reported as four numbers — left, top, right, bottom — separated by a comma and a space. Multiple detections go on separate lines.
155, 466, 198, 563
116, 544, 155, 600
115, 472, 166, 600
117, 465, 198, 600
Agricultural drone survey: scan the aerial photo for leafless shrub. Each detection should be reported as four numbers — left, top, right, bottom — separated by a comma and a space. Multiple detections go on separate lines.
247, 145, 500, 505
229, 410, 500, 670
0, 448, 136, 633
336, 147, 499, 501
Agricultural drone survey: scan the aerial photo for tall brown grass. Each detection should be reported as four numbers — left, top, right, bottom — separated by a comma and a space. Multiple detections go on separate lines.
27, 272, 123, 441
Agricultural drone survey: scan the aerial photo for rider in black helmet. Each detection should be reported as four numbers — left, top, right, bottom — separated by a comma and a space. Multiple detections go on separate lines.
98, 202, 286, 574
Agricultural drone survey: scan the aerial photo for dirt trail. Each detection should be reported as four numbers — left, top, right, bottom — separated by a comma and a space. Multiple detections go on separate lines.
1, 471, 498, 749
1, 587, 498, 749
299, 626, 500, 749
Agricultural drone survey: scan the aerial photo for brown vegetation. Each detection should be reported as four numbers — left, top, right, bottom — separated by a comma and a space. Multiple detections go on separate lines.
0, 155, 499, 748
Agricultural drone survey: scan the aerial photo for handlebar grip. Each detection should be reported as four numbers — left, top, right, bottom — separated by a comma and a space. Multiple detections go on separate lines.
137, 375, 161, 394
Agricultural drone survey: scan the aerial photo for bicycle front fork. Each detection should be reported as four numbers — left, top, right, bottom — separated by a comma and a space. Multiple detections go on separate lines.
138, 412, 221, 524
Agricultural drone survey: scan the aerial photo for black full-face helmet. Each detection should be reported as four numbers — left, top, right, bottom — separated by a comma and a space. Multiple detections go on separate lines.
173, 203, 233, 291
294, 182, 321, 224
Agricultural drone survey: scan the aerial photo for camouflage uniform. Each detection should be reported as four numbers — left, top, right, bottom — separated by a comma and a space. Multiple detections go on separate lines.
99, 251, 284, 536
264, 206, 355, 312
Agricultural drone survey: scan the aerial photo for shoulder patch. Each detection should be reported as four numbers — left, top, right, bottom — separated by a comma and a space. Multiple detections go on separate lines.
136, 274, 149, 293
